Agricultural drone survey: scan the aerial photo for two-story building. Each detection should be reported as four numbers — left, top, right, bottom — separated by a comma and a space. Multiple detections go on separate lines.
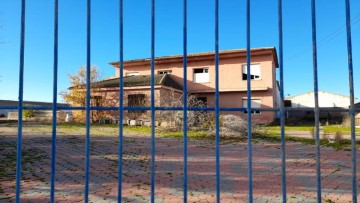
91, 47, 279, 123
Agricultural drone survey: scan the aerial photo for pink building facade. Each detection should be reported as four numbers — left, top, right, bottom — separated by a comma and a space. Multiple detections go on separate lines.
105, 47, 279, 123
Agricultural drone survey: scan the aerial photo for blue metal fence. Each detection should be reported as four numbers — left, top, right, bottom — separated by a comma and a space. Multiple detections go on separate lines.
118, 1, 124, 202
278, 0, 286, 201
345, 1, 358, 202
182, 0, 188, 201
245, 1, 254, 201
0, 0, 357, 202
311, 0, 322, 202
50, 0, 58, 202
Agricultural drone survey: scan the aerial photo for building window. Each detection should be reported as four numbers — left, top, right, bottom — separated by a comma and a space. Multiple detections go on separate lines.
242, 64, 261, 80
158, 70, 172, 74
193, 68, 209, 83
128, 94, 146, 113
243, 99, 261, 115
126, 72, 139, 76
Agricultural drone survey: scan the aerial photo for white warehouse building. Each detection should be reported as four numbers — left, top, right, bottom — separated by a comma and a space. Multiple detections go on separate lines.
285, 91, 351, 124
286, 91, 351, 108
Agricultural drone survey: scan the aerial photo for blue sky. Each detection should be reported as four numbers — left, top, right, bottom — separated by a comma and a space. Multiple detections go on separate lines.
0, 0, 359, 102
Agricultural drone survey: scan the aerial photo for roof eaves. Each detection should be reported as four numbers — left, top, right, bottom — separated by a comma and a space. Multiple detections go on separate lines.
109, 47, 278, 66
285, 90, 350, 100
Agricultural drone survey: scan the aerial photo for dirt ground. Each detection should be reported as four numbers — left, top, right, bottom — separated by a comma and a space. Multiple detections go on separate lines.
0, 125, 359, 203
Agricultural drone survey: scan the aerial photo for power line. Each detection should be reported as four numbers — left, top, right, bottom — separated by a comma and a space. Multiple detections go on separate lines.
285, 13, 360, 62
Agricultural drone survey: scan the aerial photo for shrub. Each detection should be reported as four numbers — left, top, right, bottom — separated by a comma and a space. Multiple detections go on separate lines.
341, 116, 351, 127
310, 127, 315, 139
321, 127, 330, 140
321, 132, 329, 141
173, 110, 210, 130
23, 109, 35, 119
334, 131, 343, 144
310, 127, 330, 140
201, 113, 222, 131
162, 93, 211, 131
219, 115, 248, 137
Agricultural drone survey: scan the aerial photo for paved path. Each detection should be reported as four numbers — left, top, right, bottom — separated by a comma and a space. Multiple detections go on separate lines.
283, 130, 360, 141
0, 131, 359, 202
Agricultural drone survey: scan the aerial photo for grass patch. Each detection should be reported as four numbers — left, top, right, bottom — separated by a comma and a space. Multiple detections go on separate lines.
2, 122, 358, 150
161, 130, 210, 140
121, 125, 246, 143
323, 125, 357, 135
124, 126, 151, 134
255, 131, 359, 150
1, 122, 121, 136
264, 125, 314, 132
262, 125, 359, 135
124, 126, 222, 141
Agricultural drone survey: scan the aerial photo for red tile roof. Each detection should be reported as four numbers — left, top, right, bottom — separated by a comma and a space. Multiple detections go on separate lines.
109, 47, 278, 67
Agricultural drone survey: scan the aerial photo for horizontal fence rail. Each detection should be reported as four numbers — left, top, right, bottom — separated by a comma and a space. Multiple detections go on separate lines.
1, 105, 359, 112
5, 0, 357, 202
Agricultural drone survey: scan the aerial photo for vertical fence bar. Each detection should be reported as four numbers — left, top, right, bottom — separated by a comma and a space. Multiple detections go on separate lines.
117, 0, 124, 202
345, 0, 357, 202
15, 0, 26, 202
278, 0, 287, 202
84, 0, 91, 202
310, 0, 322, 202
182, 0, 188, 202
50, 0, 59, 202
150, 0, 156, 202
214, 0, 220, 202
246, 0, 253, 202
